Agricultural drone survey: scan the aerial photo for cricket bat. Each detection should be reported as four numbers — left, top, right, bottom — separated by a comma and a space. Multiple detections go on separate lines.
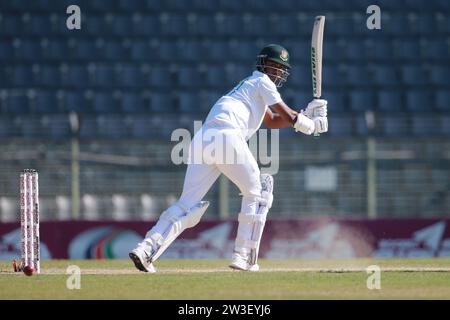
311, 15, 325, 137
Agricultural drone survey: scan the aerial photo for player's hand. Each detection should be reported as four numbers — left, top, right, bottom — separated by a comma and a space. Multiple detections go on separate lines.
313, 116, 328, 135
293, 114, 328, 135
302, 99, 327, 118
293, 114, 315, 135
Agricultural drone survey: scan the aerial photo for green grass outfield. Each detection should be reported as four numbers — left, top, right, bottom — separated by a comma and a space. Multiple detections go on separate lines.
1, 259, 450, 299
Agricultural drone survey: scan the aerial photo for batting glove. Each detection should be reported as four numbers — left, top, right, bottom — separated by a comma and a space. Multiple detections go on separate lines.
313, 116, 328, 135
301, 99, 328, 118
293, 114, 328, 135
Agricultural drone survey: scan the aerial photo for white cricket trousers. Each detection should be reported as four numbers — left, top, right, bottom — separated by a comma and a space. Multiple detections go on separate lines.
144, 126, 262, 255
179, 127, 262, 215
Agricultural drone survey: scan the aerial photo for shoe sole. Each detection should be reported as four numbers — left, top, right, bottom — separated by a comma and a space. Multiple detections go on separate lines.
229, 263, 247, 271
229, 263, 259, 272
129, 252, 148, 272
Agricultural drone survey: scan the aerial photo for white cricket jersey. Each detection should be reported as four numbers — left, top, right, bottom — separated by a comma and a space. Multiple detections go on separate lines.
204, 70, 282, 140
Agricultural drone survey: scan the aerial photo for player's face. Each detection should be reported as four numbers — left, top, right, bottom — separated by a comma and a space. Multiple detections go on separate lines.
264, 60, 290, 87
265, 61, 283, 77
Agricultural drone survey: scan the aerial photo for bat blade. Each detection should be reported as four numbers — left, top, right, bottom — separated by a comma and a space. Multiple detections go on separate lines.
311, 15, 325, 99
311, 15, 325, 138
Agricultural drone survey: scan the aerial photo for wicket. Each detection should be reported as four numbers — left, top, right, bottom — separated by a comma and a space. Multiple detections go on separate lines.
20, 169, 40, 274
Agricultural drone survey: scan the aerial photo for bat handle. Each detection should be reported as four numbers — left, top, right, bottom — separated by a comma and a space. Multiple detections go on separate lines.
313, 96, 321, 139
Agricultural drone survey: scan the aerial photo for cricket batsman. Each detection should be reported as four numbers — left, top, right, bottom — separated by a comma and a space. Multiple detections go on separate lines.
129, 44, 328, 272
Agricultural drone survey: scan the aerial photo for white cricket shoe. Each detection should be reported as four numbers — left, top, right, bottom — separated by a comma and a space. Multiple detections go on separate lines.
229, 252, 259, 272
129, 244, 156, 273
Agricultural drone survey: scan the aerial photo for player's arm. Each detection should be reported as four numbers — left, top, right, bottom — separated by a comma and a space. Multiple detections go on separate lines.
263, 101, 298, 129
264, 99, 329, 135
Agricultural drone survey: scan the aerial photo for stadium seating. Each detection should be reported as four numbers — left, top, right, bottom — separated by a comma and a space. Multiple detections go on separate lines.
394, 39, 421, 61
372, 66, 399, 87
61, 91, 91, 113
13, 39, 41, 61
322, 65, 345, 88
101, 40, 129, 62
91, 64, 115, 88
116, 65, 145, 88
92, 92, 120, 113
381, 116, 410, 137
149, 66, 172, 89
34, 90, 59, 113
119, 92, 148, 113
0, 1, 447, 141
421, 39, 448, 60
349, 90, 376, 112
325, 92, 347, 112
11, 65, 34, 87
442, 116, 450, 135
177, 66, 202, 88
405, 90, 432, 112
128, 115, 155, 138
16, 117, 43, 138
69, 39, 99, 61
377, 90, 403, 112
436, 91, 450, 112
43, 114, 72, 138
429, 65, 450, 86
0, 117, 18, 138
79, 116, 99, 138
60, 65, 90, 89
327, 116, 353, 137
411, 114, 441, 136
401, 65, 429, 86
34, 65, 60, 87
177, 91, 199, 113
97, 115, 129, 139
130, 41, 151, 61
364, 39, 394, 62
150, 92, 174, 112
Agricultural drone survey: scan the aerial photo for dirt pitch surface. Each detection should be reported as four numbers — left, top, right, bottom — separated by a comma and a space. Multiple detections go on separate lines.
1, 259, 450, 299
